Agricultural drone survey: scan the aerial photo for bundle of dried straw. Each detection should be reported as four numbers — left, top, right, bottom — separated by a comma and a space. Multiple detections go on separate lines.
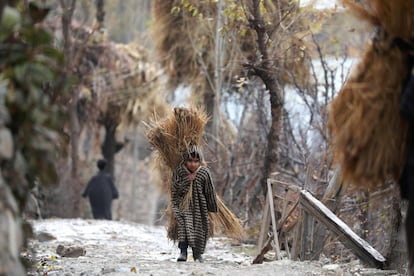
145, 106, 245, 240
328, 0, 414, 188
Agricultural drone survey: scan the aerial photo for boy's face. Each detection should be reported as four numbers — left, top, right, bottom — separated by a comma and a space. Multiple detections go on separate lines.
185, 157, 200, 173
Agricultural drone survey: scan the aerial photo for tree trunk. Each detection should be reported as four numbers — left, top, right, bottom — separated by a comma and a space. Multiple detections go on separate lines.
212, 0, 223, 144
263, 85, 283, 189
204, 84, 216, 137
61, 0, 82, 217
96, 0, 105, 29
0, 2, 6, 24
247, 0, 283, 217
101, 122, 117, 177
249, 83, 283, 215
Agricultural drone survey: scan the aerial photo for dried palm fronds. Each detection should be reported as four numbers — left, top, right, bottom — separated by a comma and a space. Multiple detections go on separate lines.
328, 0, 413, 188
145, 106, 245, 240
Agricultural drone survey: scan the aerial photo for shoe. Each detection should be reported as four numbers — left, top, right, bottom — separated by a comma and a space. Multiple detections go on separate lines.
177, 252, 187, 262
194, 255, 203, 263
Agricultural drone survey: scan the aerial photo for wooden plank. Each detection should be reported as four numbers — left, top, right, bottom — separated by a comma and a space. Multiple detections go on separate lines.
257, 195, 270, 253
267, 178, 300, 192
267, 179, 282, 260
299, 190, 386, 269
291, 208, 303, 260
322, 165, 342, 203
301, 212, 314, 260
284, 234, 291, 259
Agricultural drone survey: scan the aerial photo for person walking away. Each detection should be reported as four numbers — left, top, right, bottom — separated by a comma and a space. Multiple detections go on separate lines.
82, 159, 119, 220
171, 146, 218, 262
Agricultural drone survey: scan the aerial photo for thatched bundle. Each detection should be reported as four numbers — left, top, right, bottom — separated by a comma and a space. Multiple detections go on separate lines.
145, 106, 245, 240
328, 0, 413, 188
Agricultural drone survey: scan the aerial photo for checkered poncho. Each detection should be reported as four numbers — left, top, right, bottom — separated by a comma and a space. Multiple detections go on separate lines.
170, 164, 218, 257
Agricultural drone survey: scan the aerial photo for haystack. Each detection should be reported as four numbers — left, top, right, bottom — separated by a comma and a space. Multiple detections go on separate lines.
328, 0, 413, 188
145, 106, 245, 240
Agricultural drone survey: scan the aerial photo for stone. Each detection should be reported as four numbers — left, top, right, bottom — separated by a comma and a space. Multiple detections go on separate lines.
56, 244, 86, 258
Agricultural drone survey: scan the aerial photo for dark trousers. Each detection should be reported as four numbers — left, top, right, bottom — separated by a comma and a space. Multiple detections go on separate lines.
178, 241, 188, 251
178, 240, 202, 258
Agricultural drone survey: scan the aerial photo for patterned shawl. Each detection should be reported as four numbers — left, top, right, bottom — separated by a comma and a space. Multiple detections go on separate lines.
170, 163, 218, 256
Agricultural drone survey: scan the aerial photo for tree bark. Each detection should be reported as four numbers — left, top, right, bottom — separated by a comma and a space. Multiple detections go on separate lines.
204, 84, 216, 137
101, 122, 118, 177
212, 0, 223, 144
96, 0, 105, 29
247, 0, 283, 216
61, 0, 81, 217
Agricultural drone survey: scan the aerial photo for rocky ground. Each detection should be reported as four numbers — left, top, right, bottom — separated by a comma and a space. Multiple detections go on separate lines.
25, 219, 402, 276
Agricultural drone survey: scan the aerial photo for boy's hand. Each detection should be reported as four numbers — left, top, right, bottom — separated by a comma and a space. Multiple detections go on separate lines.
189, 172, 196, 182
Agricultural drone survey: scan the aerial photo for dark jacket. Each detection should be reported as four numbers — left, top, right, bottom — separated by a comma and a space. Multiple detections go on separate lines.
82, 171, 119, 220
400, 66, 414, 201
401, 67, 414, 122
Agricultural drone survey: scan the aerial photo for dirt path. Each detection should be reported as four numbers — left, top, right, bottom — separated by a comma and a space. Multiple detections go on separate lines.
26, 219, 401, 275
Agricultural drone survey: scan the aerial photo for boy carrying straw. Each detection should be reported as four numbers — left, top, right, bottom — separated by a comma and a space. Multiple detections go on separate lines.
145, 106, 245, 262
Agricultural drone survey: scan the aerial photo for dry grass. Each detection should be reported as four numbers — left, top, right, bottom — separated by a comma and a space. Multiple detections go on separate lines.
210, 196, 246, 240
145, 106, 209, 172
328, 0, 413, 188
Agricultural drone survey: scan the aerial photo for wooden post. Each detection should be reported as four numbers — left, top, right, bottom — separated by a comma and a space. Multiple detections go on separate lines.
267, 179, 282, 260
257, 195, 270, 253
291, 208, 303, 260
